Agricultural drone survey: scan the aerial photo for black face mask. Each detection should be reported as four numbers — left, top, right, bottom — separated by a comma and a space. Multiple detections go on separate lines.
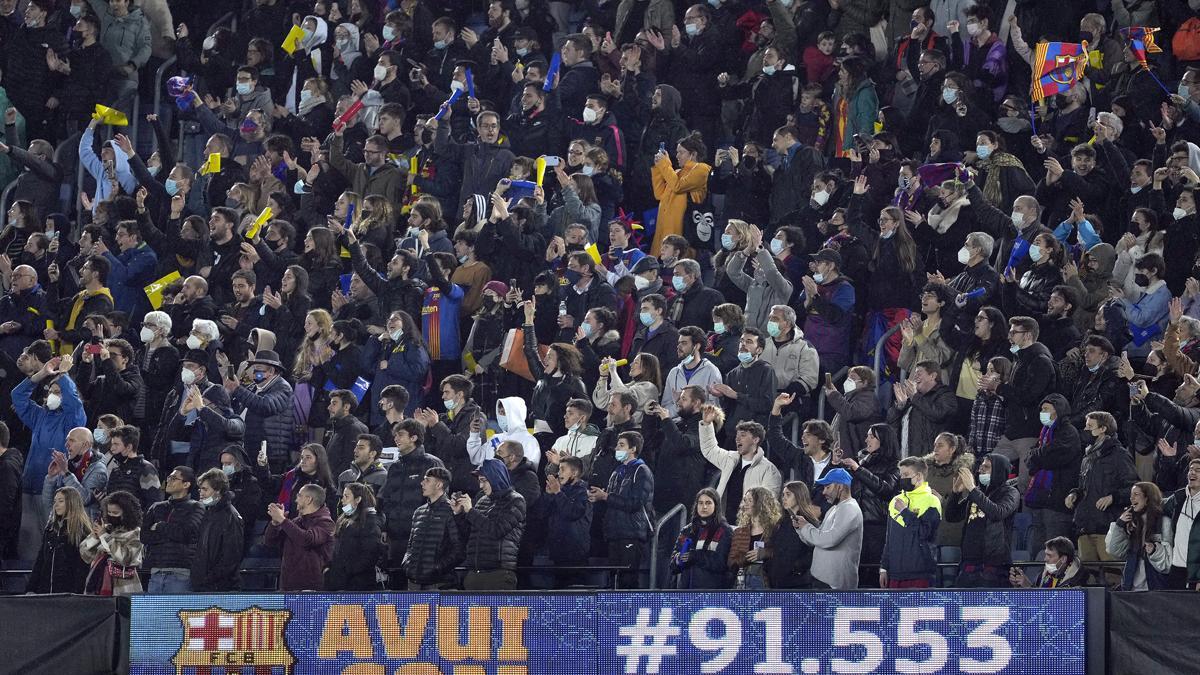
742, 155, 757, 170
419, 129, 434, 145
898, 477, 915, 493
1134, 273, 1150, 287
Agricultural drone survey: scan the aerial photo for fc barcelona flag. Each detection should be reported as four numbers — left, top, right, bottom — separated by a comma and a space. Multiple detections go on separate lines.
1031, 41, 1089, 103
1119, 26, 1162, 69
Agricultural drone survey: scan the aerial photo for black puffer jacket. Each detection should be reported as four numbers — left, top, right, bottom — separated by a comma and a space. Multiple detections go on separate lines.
459, 460, 526, 571
1001, 263, 1064, 318
996, 341, 1056, 439
644, 411, 707, 515
323, 413, 370, 478
378, 447, 445, 543
603, 459, 654, 543
945, 453, 1020, 566
1025, 394, 1081, 514
403, 497, 464, 584
324, 509, 384, 591
190, 494, 245, 591
141, 497, 204, 570
849, 450, 900, 527
1070, 436, 1137, 535
541, 478, 593, 564
427, 401, 482, 496
27, 520, 89, 593
523, 326, 587, 437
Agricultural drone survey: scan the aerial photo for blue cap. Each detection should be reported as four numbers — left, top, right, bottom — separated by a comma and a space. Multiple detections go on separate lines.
814, 468, 853, 487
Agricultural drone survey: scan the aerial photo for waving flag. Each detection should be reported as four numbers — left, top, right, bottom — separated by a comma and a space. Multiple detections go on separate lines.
1119, 26, 1162, 69
1031, 41, 1089, 103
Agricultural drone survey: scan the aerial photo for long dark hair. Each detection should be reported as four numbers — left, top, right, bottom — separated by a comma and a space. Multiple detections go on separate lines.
299, 442, 336, 489
1126, 481, 1164, 548
972, 306, 1008, 356
284, 264, 311, 302
691, 487, 726, 527
337, 482, 377, 531
864, 423, 900, 466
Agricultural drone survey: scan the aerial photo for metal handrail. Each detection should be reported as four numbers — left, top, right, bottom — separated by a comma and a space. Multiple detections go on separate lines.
0, 181, 15, 225
129, 95, 141, 151
152, 55, 178, 128
815, 366, 849, 421
871, 322, 903, 382
649, 503, 687, 590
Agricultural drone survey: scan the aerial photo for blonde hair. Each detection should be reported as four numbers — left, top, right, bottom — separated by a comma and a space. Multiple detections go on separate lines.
53, 487, 93, 546
357, 194, 395, 234
294, 309, 334, 379
737, 486, 782, 537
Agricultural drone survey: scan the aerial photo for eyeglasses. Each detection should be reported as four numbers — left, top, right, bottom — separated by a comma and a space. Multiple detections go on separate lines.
1008, 329, 1028, 335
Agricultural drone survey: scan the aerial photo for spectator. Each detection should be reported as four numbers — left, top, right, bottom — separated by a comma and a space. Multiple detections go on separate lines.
1025, 394, 1082, 560
1010, 536, 1092, 588
667, 259, 723, 333
104, 425, 162, 511
151, 349, 234, 472
324, 482, 384, 591
264, 483, 336, 591
1070, 411, 1137, 570
403, 467, 463, 591
1164, 459, 1200, 590
378, 419, 444, 576
824, 366, 883, 455
670, 487, 731, 589
594, 353, 659, 424
798, 248, 856, 376
767, 481, 818, 589
41, 428, 108, 520
541, 455, 593, 586
712, 327, 776, 429
762, 304, 819, 405
946, 453, 1020, 588
81, 490, 144, 595
879, 456, 942, 589
1106, 482, 1173, 591
727, 486, 781, 590
699, 404, 782, 523
364, 311, 429, 419
323, 388, 370, 477
841, 422, 900, 587
141, 465, 203, 593
224, 349, 294, 473
887, 360, 957, 456
27, 487, 93, 593
650, 132, 711, 255
336, 434, 388, 496
589, 430, 653, 589
0, 421, 21, 558
661, 327, 722, 415
453, 458, 526, 590
468, 396, 540, 468
725, 224, 794, 334
797, 469, 863, 590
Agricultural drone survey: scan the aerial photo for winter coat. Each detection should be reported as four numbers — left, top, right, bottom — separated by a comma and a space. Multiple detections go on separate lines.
42, 452, 109, 520
880, 481, 943, 581
945, 453, 1020, 566
849, 451, 900, 527
700, 419, 783, 503
524, 325, 587, 436
264, 506, 336, 591
103, 244, 157, 319
826, 386, 883, 456
671, 518, 732, 589
329, 133, 404, 204
833, 77, 880, 152
27, 519, 90, 593
403, 497, 463, 584
460, 465, 526, 571
762, 329, 820, 396
325, 509, 384, 591
797, 497, 864, 589
763, 520, 813, 589
141, 497, 204, 570
887, 383, 958, 457
337, 462, 388, 497
1026, 394, 1082, 514
800, 276, 856, 361
323, 413, 370, 478
151, 381, 236, 472
230, 376, 295, 465
923, 450, 977, 546
13, 375, 87, 494
81, 527, 144, 596
1165, 487, 1200, 584
667, 280, 723, 334
1067, 357, 1128, 429
88, 0, 152, 78
769, 143, 826, 226
997, 341, 1056, 440
603, 459, 655, 543
541, 478, 593, 564
723, 359, 777, 430
433, 125, 516, 212
365, 335, 430, 419
1107, 517, 1173, 591
726, 247, 794, 333
425, 401, 483, 496
378, 447, 445, 543
103, 454, 163, 511
645, 412, 707, 515
190, 494, 245, 591
1071, 436, 1138, 535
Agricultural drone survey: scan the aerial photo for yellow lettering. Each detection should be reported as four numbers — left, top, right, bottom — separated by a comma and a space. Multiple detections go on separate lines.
497, 666, 529, 675
319, 604, 374, 659
342, 665, 387, 675
395, 665, 444, 675
446, 667, 486, 675
496, 607, 529, 661
436, 606, 491, 661
377, 603, 430, 659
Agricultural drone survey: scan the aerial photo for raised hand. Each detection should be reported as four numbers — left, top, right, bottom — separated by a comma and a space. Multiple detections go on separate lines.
852, 174, 868, 195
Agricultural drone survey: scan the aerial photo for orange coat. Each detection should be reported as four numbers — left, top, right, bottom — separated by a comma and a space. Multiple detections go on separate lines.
651, 157, 711, 255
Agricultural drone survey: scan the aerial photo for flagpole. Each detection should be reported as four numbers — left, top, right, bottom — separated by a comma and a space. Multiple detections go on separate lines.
1029, 101, 1038, 136
1144, 65, 1174, 97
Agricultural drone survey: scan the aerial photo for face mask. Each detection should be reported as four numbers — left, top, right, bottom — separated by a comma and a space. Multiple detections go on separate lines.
1130, 185, 1143, 194
236, 83, 252, 96
93, 428, 109, 445
898, 176, 910, 191
497, 416, 509, 432
341, 503, 356, 515
374, 65, 389, 81
165, 179, 180, 196
1175, 207, 1189, 221
139, 326, 156, 343
516, 47, 529, 57
226, 197, 241, 209
1040, 411, 1054, 426
843, 378, 857, 394
880, 228, 895, 240
1011, 211, 1025, 228
685, 23, 700, 37
942, 88, 957, 104
1010, 344, 1021, 355
639, 311, 655, 326
813, 272, 825, 284
957, 247, 972, 265
976, 144, 993, 160
443, 398, 456, 411
1135, 273, 1150, 287
737, 350, 753, 365
145, 165, 161, 178
769, 238, 785, 255
564, 268, 582, 285
763, 64, 777, 76
581, 165, 595, 176
300, 89, 314, 105
966, 22, 981, 37
672, 276, 687, 292
70, 4, 83, 18
721, 234, 735, 250
186, 335, 203, 350
1028, 245, 1043, 262
631, 275, 651, 292
458, 254, 469, 264
201, 496, 216, 506
1087, 363, 1100, 373
45, 394, 62, 410
713, 321, 726, 335
382, 26, 396, 42
978, 473, 991, 487
1044, 561, 1061, 576
449, 80, 465, 93
203, 35, 216, 50
898, 477, 915, 493
580, 322, 594, 338
1181, 83, 1191, 99
766, 321, 782, 338
615, 449, 630, 462
389, 329, 403, 342
181, 368, 197, 385
582, 107, 598, 123
812, 190, 830, 206
681, 353, 695, 367
434, 40, 448, 50
780, 0, 793, 6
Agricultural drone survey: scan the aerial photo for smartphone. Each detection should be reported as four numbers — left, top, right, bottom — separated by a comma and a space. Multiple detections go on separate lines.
1128, 383, 1139, 396
825, 373, 833, 387
659, 142, 666, 152
86, 343, 102, 356
543, 155, 560, 167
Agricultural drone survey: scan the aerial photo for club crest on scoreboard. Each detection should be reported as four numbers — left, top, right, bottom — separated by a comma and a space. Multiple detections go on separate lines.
172, 606, 296, 674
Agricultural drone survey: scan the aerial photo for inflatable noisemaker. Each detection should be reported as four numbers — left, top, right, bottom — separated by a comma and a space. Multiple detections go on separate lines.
584, 242, 602, 265
167, 76, 195, 111
92, 104, 128, 126
245, 207, 273, 240
433, 89, 462, 121
282, 25, 306, 55
465, 67, 475, 98
535, 156, 547, 186
543, 52, 560, 92
199, 153, 221, 176
409, 155, 418, 195
332, 98, 364, 132
339, 204, 355, 258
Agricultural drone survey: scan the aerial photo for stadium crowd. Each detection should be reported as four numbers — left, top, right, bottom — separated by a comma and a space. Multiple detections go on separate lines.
2, 0, 1200, 595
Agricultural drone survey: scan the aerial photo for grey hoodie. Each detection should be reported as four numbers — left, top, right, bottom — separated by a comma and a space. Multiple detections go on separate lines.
88, 0, 152, 76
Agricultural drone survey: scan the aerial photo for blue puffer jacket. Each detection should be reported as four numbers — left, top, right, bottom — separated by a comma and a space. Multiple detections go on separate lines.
103, 243, 158, 319
541, 478, 592, 563
13, 375, 87, 494
230, 375, 295, 464
603, 459, 655, 542
365, 336, 430, 420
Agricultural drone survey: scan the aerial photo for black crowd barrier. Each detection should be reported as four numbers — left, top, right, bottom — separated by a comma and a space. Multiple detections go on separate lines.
1108, 590, 1200, 673
0, 594, 129, 674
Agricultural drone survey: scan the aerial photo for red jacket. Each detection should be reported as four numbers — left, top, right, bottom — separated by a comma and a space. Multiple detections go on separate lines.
265, 506, 336, 591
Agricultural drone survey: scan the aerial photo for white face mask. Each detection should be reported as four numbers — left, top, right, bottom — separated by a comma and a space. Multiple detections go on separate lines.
203, 36, 217, 51
1175, 207, 1190, 221
45, 394, 62, 410
1011, 211, 1025, 228
200, 496, 216, 506
957, 247, 971, 264
139, 326, 156, 343
812, 190, 830, 206
582, 107, 599, 123
449, 80, 465, 92
374, 64, 389, 81
186, 335, 204, 350
843, 378, 857, 394
633, 275, 650, 290
181, 368, 197, 385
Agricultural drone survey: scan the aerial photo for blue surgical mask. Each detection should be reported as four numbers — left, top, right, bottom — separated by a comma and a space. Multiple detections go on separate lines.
1181, 83, 1191, 98
639, 311, 654, 327
458, 254, 469, 264
978, 473, 991, 487
434, 40, 447, 50
685, 23, 700, 37
1010, 344, 1020, 355
976, 144, 993, 160
763, 64, 776, 76
253, 371, 266, 383
221, 464, 235, 476
713, 321, 726, 334
681, 353, 695, 366
813, 273, 825, 284
615, 449, 629, 462
581, 322, 594, 338
93, 428, 109, 445
581, 165, 595, 176
672, 276, 687, 292
516, 47, 529, 57
766, 321, 782, 338
382, 26, 396, 42
1039, 411, 1053, 426
294, 179, 308, 194
942, 88, 957, 104
342, 504, 356, 515
146, 165, 160, 177
200, 496, 216, 506
165, 178, 180, 196
737, 350, 753, 364
1130, 185, 1143, 194
300, 89, 312, 104
237, 83, 252, 96
769, 238, 785, 255
497, 416, 509, 432
1028, 245, 1043, 262
721, 233, 735, 250
898, 176, 910, 190
443, 398, 456, 411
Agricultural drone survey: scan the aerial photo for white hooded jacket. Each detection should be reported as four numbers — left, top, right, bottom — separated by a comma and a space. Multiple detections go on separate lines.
467, 396, 541, 468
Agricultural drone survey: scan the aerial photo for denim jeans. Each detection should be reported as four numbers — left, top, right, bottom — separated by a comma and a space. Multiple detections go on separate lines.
147, 569, 192, 594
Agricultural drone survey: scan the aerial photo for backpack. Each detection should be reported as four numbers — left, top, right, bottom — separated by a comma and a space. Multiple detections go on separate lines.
1174, 18, 1200, 63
